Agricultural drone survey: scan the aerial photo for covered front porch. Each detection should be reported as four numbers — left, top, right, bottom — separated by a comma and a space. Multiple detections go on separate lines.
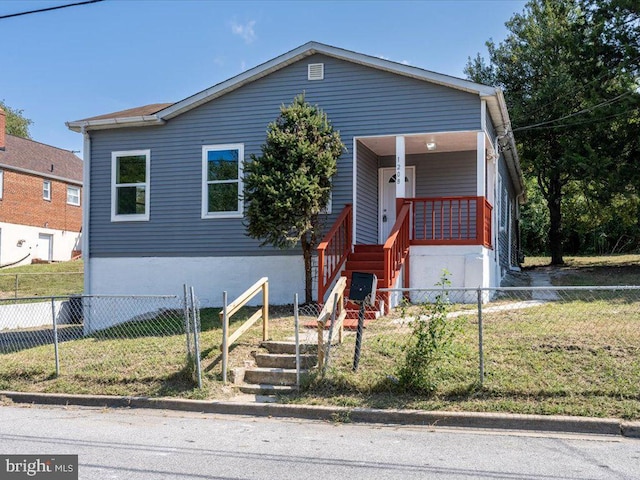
318, 130, 497, 303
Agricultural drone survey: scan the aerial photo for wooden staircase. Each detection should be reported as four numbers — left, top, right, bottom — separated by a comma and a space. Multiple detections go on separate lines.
340, 244, 385, 328
236, 341, 317, 395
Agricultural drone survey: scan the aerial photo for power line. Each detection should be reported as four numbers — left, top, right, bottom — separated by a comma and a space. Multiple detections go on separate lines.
0, 0, 104, 20
519, 108, 639, 131
512, 91, 634, 132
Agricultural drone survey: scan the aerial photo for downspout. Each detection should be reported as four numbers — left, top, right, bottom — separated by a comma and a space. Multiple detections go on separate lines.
493, 135, 501, 285
81, 124, 91, 296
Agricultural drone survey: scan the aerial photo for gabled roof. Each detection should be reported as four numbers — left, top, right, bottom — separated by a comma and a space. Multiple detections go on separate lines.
66, 41, 522, 195
67, 41, 502, 132
0, 134, 83, 184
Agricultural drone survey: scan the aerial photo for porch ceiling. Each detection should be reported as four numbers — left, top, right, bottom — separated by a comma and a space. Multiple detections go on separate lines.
358, 132, 478, 156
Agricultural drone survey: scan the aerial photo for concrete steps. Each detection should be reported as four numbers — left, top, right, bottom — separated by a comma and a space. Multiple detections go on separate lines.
237, 341, 317, 396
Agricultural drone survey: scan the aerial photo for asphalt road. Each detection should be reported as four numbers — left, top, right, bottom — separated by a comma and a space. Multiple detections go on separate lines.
0, 404, 639, 479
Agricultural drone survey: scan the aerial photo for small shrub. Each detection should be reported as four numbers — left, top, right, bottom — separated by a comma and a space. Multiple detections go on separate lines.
396, 271, 461, 394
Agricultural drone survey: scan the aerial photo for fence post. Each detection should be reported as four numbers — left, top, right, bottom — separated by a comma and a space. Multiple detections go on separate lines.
477, 287, 484, 387
262, 279, 269, 341
183, 284, 191, 362
317, 310, 325, 371
51, 297, 60, 377
15, 275, 18, 299
323, 293, 339, 374
190, 287, 202, 389
294, 293, 300, 388
222, 291, 229, 384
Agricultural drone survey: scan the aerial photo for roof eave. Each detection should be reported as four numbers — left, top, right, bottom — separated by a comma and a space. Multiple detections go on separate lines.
66, 115, 165, 132
157, 41, 497, 120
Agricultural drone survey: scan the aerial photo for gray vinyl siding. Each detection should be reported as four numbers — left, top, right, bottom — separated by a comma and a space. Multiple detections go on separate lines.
356, 143, 378, 245
378, 152, 476, 197
89, 53, 482, 257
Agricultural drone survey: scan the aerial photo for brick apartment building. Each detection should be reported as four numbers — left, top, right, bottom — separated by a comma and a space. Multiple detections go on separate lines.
0, 108, 82, 266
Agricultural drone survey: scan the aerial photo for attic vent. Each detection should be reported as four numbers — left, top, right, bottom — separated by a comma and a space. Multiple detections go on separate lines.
308, 63, 324, 80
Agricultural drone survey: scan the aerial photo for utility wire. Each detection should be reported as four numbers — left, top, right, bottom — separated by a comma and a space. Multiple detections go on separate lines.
512, 91, 634, 132
519, 108, 639, 131
0, 0, 104, 20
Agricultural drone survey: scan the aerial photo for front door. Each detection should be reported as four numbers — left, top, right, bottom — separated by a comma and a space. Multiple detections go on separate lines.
378, 167, 415, 243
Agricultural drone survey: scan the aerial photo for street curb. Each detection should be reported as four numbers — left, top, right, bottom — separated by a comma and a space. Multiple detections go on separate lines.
1, 391, 637, 438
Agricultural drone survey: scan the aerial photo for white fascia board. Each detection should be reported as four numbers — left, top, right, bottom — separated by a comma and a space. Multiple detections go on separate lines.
157, 41, 498, 121
158, 42, 320, 120
483, 91, 525, 200
66, 116, 165, 133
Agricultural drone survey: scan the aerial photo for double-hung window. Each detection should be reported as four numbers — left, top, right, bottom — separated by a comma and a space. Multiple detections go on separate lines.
43, 180, 51, 201
67, 185, 80, 206
111, 150, 150, 222
202, 144, 243, 218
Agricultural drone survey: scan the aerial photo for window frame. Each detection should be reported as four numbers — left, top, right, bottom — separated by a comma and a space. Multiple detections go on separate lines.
0, 170, 3, 199
111, 149, 150, 222
67, 185, 81, 206
201, 144, 244, 219
43, 180, 51, 201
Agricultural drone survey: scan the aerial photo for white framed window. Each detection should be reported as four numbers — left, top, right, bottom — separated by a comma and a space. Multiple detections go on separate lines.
43, 180, 51, 201
111, 149, 150, 222
67, 185, 81, 206
201, 144, 243, 219
498, 174, 508, 232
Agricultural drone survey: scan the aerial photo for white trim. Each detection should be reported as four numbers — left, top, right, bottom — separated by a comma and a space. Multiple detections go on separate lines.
66, 185, 81, 206
68, 42, 497, 132
201, 143, 244, 219
0, 170, 3, 199
43, 180, 51, 201
82, 126, 90, 294
476, 132, 486, 197
352, 137, 357, 244
480, 99, 487, 132
395, 136, 406, 198
111, 149, 150, 222
378, 166, 415, 244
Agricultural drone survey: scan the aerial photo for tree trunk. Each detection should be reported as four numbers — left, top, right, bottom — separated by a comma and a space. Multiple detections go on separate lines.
546, 172, 564, 265
300, 234, 313, 304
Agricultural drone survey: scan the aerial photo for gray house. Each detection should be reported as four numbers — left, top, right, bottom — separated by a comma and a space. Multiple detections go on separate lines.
67, 42, 524, 306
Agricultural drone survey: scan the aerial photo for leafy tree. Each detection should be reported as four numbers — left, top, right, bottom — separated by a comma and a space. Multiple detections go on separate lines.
0, 100, 32, 139
466, 0, 640, 263
244, 94, 344, 303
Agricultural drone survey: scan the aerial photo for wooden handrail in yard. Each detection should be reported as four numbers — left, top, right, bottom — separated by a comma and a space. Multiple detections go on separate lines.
316, 276, 347, 371
220, 277, 269, 383
383, 202, 411, 289
317, 204, 353, 304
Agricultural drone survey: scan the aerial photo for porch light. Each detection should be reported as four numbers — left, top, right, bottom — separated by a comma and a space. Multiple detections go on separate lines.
426, 142, 437, 151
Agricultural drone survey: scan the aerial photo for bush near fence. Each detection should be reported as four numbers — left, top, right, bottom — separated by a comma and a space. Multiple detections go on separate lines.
300, 286, 640, 419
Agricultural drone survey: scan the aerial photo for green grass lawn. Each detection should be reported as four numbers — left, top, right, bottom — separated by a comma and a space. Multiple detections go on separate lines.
0, 261, 83, 297
1, 257, 639, 419
523, 255, 640, 286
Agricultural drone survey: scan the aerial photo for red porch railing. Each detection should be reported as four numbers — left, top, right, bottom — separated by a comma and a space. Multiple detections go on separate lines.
383, 202, 411, 289
408, 196, 492, 248
317, 204, 353, 304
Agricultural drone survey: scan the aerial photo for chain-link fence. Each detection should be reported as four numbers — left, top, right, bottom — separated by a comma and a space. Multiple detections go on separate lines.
342, 286, 640, 398
0, 290, 201, 395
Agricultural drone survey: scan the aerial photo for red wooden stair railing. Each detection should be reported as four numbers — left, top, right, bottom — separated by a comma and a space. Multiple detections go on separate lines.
317, 204, 353, 304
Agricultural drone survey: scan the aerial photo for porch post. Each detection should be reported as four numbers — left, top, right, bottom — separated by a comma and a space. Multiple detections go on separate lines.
395, 136, 405, 214
476, 132, 486, 197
